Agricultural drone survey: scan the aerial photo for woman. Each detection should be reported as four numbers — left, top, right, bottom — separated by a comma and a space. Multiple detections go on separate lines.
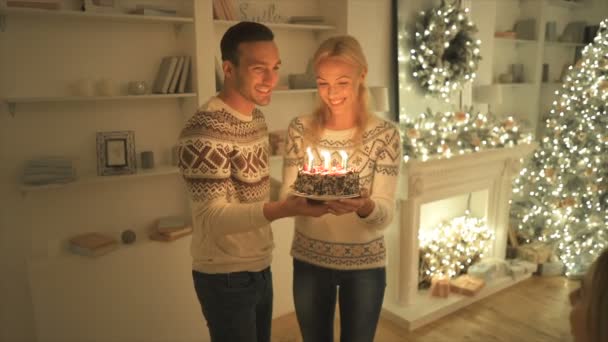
280, 35, 402, 342
569, 248, 608, 342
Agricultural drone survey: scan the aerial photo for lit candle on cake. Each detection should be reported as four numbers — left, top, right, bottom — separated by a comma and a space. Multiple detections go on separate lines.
306, 147, 314, 171
321, 150, 331, 171
339, 150, 348, 170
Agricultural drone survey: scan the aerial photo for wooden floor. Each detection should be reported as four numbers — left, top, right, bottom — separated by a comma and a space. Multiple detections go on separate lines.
271, 276, 577, 342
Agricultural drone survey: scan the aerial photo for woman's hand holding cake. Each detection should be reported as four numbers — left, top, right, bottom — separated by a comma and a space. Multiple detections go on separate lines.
326, 188, 375, 218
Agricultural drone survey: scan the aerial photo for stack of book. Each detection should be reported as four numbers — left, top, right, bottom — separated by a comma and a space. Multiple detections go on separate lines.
22, 157, 77, 186
150, 216, 192, 242
129, 4, 177, 17
152, 55, 192, 94
69, 232, 119, 257
212, 0, 237, 20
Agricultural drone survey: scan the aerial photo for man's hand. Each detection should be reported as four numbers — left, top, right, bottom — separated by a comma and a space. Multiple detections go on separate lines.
263, 196, 329, 221
283, 196, 329, 217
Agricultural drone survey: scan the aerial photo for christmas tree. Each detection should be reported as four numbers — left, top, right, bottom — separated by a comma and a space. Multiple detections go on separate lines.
511, 19, 608, 276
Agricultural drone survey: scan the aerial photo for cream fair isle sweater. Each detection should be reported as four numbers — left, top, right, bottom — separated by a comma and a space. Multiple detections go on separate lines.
280, 114, 402, 270
178, 96, 273, 274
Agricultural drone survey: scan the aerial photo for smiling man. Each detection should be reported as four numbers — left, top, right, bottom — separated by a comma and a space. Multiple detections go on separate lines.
177, 22, 328, 342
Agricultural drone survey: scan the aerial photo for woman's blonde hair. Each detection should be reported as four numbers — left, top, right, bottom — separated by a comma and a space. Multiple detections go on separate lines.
307, 35, 371, 144
588, 248, 608, 342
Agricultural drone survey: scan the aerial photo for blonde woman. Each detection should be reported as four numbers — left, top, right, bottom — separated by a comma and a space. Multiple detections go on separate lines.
280, 35, 402, 342
569, 248, 608, 342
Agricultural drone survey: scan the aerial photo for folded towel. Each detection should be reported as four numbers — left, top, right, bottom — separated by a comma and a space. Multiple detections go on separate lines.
25, 159, 73, 169
23, 166, 76, 177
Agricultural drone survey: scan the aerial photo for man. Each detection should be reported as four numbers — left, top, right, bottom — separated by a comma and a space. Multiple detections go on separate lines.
177, 22, 328, 342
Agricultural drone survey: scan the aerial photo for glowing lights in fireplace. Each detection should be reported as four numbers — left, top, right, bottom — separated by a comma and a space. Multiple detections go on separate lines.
418, 212, 494, 287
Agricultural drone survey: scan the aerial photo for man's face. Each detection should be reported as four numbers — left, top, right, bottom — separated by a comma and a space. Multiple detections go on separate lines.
229, 41, 281, 107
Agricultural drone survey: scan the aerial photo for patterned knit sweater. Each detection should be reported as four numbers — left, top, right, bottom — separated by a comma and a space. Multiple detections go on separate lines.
178, 96, 273, 274
279, 114, 402, 270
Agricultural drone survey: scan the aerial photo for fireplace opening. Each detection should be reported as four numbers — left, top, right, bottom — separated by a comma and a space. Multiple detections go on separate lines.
417, 190, 494, 289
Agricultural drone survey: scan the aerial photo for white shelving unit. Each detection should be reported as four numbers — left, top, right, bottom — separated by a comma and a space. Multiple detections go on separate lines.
472, 0, 600, 138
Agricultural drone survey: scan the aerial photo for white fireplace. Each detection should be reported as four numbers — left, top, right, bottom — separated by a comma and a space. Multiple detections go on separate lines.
382, 142, 537, 331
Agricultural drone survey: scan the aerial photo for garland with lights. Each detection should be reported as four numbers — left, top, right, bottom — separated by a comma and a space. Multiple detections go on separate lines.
510, 19, 608, 277
399, 108, 533, 162
410, 0, 482, 100
418, 213, 494, 288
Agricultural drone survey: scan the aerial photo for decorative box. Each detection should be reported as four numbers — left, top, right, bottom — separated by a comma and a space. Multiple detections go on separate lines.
467, 258, 509, 282
539, 260, 565, 277
507, 259, 538, 277
430, 276, 450, 298
450, 275, 485, 296
517, 242, 552, 264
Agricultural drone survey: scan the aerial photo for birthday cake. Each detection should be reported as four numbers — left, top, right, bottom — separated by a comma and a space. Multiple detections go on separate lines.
293, 168, 360, 197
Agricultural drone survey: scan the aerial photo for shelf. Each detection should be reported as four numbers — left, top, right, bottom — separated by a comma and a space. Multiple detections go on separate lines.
0, 7, 194, 24
541, 82, 563, 87
6, 93, 196, 104
544, 40, 587, 48
490, 83, 537, 88
494, 37, 538, 46
546, 0, 584, 8
214, 20, 335, 31
21, 165, 180, 194
4, 93, 196, 115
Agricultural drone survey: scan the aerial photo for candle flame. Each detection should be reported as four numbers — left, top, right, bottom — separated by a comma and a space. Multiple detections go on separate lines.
321, 150, 331, 170
339, 150, 348, 169
306, 147, 314, 170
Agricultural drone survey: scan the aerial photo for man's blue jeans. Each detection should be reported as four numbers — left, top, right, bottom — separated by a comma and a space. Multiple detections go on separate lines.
192, 267, 273, 342
293, 259, 386, 342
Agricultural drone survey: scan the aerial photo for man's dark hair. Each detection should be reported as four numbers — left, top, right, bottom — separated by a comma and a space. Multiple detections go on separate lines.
220, 21, 274, 65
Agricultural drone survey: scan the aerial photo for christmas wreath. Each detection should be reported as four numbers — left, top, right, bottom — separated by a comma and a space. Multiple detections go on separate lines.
410, 0, 482, 99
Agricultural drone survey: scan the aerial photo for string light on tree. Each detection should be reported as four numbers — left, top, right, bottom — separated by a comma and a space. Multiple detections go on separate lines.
510, 19, 608, 276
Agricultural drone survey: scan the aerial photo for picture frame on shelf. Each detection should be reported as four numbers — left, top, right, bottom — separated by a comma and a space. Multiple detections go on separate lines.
96, 131, 136, 176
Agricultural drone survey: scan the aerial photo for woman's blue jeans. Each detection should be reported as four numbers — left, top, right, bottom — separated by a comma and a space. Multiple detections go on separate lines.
293, 259, 386, 342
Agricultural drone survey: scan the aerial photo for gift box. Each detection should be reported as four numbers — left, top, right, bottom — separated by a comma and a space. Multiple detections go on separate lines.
430, 276, 450, 298
539, 260, 565, 277
507, 259, 538, 277
517, 242, 552, 264
467, 258, 509, 282
517, 259, 538, 273
450, 275, 485, 296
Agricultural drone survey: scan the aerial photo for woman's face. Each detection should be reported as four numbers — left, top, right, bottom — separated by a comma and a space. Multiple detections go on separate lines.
569, 264, 594, 342
315, 57, 364, 118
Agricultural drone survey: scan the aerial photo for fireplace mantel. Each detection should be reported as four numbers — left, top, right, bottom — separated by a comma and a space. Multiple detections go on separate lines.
382, 142, 537, 331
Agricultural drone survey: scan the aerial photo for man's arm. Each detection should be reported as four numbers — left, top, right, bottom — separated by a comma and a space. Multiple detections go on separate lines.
178, 112, 270, 235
